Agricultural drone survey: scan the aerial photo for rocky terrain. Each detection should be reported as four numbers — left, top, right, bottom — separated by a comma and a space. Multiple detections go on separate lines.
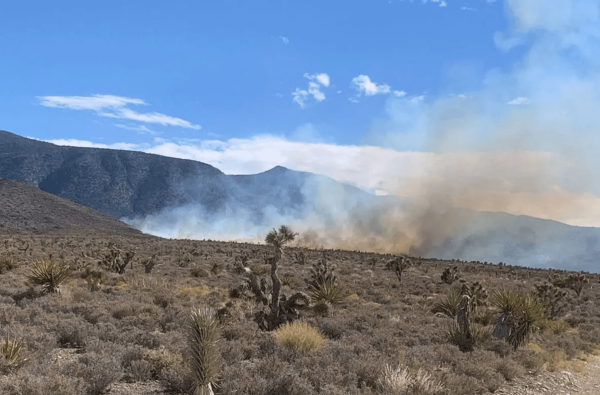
0, 178, 141, 236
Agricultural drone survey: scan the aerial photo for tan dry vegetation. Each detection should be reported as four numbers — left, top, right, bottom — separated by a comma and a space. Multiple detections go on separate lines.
0, 233, 598, 394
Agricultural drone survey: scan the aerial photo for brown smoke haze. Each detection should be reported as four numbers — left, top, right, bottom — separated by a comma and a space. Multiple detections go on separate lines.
129, 0, 600, 271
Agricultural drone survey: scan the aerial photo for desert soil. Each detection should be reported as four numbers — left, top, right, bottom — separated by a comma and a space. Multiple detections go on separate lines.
497, 355, 600, 395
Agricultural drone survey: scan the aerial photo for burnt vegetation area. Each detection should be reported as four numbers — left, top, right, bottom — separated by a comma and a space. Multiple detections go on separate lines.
0, 231, 599, 395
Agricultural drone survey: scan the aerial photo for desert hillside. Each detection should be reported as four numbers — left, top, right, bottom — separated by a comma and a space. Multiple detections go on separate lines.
0, 178, 142, 236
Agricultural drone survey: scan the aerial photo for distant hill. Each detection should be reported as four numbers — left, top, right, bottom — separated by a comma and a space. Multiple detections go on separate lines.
0, 130, 375, 220
0, 178, 141, 236
1, 130, 599, 272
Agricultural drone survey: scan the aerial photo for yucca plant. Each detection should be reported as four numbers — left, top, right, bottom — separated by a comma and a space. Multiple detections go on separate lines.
1, 336, 26, 370
188, 307, 221, 395
431, 287, 462, 319
546, 320, 570, 335
493, 289, 545, 350
310, 279, 345, 304
26, 258, 72, 294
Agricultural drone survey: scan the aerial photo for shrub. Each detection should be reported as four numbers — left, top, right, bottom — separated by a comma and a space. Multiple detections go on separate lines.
26, 258, 72, 293
0, 335, 26, 371
378, 365, 444, 395
310, 280, 345, 304
473, 309, 495, 326
188, 307, 221, 395
250, 264, 269, 276
0, 256, 18, 274
546, 320, 570, 335
431, 287, 461, 319
273, 321, 324, 352
191, 266, 209, 278
445, 322, 490, 352
493, 289, 545, 350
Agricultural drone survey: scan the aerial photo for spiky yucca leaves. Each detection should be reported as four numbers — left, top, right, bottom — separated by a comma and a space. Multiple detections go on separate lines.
1, 336, 26, 370
546, 320, 570, 335
310, 280, 345, 304
188, 308, 220, 395
308, 259, 344, 304
492, 289, 545, 350
431, 286, 462, 319
445, 321, 491, 352
26, 258, 72, 293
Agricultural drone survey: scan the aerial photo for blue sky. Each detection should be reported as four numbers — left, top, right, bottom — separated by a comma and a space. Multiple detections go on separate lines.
3, 0, 600, 228
1, 0, 510, 146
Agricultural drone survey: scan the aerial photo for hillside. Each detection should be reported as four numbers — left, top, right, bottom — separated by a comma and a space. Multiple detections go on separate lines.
2, 130, 600, 272
0, 178, 141, 236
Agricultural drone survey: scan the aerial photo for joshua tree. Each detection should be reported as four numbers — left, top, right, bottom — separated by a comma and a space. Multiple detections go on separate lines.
553, 273, 589, 297
102, 248, 135, 274
442, 266, 459, 284
533, 282, 568, 319
235, 225, 310, 331
386, 256, 412, 282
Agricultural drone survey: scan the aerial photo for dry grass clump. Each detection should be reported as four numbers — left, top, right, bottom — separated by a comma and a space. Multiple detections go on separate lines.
273, 321, 324, 352
378, 364, 444, 394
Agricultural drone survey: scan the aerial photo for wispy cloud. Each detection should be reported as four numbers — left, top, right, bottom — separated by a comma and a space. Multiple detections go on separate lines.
280, 36, 290, 44
507, 97, 530, 105
292, 73, 330, 108
38, 94, 200, 130
114, 123, 161, 135
350, 75, 408, 102
351, 75, 391, 96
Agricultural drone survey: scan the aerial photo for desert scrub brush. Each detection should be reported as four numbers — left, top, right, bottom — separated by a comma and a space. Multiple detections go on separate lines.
26, 258, 72, 294
188, 307, 221, 395
273, 321, 324, 352
0, 335, 26, 371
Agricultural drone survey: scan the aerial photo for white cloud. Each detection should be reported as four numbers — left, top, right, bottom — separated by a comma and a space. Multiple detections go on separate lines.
351, 75, 391, 96
38, 94, 200, 130
507, 96, 530, 105
280, 36, 289, 44
461, 6, 477, 11
393, 90, 407, 97
114, 123, 160, 135
292, 73, 330, 108
304, 73, 330, 87
431, 0, 447, 6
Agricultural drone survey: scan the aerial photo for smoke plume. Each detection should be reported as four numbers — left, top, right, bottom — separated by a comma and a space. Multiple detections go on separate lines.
128, 0, 600, 272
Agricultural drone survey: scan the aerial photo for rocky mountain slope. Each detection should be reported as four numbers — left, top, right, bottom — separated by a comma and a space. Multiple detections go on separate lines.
1, 129, 599, 271
0, 178, 141, 235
